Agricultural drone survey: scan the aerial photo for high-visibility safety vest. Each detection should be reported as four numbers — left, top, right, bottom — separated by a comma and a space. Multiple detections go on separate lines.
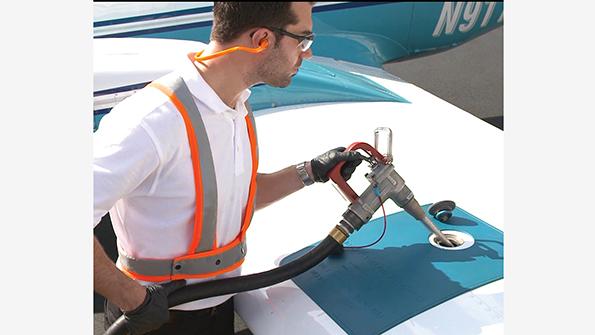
117, 74, 259, 282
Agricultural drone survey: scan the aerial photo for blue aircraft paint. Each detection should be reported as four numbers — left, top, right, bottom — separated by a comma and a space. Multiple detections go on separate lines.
408, 2, 504, 56
312, 3, 415, 67
94, 82, 151, 97
94, 3, 385, 29
98, 22, 213, 39
94, 6, 213, 28
248, 60, 408, 114
93, 60, 408, 131
94, 2, 503, 67
281, 205, 503, 335
312, 2, 389, 13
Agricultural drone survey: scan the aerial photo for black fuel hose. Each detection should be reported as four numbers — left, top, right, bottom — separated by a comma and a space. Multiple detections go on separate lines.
104, 235, 342, 335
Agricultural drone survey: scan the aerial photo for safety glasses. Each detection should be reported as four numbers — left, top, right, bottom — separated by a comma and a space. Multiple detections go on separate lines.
265, 26, 315, 52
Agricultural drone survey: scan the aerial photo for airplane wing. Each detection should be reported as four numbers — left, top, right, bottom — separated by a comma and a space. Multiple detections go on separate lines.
93, 37, 503, 335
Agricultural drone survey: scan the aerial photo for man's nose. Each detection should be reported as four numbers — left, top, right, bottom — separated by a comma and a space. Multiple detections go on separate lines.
302, 48, 313, 59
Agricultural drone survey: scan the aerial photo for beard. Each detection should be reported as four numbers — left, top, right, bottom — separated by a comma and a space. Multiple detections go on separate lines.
254, 47, 294, 88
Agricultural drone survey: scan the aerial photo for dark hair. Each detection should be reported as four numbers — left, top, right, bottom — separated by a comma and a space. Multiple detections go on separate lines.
211, 2, 299, 44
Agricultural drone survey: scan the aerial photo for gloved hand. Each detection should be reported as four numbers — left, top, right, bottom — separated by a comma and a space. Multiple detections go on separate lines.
310, 147, 365, 183
123, 280, 186, 335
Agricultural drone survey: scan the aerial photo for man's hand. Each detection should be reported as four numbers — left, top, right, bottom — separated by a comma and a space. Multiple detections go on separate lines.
123, 280, 186, 335
310, 147, 365, 183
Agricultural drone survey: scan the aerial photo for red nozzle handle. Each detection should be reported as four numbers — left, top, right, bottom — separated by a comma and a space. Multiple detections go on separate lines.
328, 142, 388, 203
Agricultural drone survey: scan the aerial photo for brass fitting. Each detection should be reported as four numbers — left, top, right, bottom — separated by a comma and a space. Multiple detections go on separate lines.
329, 225, 349, 244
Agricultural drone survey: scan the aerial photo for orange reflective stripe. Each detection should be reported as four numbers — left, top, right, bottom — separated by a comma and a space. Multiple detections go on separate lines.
125, 80, 258, 282
241, 115, 259, 235
120, 265, 171, 283
148, 82, 204, 255
121, 258, 245, 282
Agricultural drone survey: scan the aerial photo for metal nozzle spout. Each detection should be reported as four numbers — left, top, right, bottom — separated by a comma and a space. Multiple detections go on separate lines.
420, 216, 454, 247
403, 198, 455, 248
401, 198, 427, 221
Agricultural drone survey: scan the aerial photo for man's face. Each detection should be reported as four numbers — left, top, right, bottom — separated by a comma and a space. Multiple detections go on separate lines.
256, 2, 313, 88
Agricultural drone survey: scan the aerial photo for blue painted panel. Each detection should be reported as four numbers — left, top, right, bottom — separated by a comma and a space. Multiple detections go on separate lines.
93, 60, 408, 131
94, 6, 213, 27
125, 26, 211, 42
281, 205, 503, 335
409, 2, 504, 54
312, 3, 413, 67
102, 25, 212, 41
94, 2, 502, 67
248, 60, 408, 113
94, 114, 106, 132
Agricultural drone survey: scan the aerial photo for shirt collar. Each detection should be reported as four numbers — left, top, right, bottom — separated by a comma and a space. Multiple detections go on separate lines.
178, 53, 251, 119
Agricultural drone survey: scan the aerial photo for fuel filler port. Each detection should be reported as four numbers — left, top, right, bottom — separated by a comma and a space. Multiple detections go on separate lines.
429, 230, 474, 251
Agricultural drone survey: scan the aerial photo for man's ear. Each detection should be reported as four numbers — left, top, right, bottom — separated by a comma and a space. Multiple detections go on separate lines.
258, 39, 269, 49
250, 28, 273, 50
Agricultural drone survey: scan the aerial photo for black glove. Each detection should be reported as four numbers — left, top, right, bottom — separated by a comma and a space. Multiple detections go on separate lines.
310, 147, 365, 183
123, 280, 186, 335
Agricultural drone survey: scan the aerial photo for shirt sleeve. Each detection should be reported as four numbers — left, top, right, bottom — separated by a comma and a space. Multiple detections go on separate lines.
93, 119, 161, 227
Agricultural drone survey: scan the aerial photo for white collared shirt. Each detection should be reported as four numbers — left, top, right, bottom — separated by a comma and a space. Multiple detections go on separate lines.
94, 54, 253, 310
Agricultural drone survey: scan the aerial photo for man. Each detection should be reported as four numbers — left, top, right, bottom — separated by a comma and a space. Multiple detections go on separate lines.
94, 2, 363, 334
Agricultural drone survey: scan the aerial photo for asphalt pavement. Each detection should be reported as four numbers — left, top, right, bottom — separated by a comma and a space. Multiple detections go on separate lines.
383, 26, 503, 129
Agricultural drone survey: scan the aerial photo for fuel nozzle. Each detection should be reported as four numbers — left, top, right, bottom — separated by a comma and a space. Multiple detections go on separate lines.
328, 141, 454, 247
398, 197, 455, 248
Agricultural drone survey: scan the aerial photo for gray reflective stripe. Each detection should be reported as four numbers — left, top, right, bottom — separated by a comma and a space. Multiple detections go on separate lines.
160, 74, 218, 253
119, 251, 174, 277
116, 74, 259, 279
118, 239, 247, 277
174, 239, 247, 276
